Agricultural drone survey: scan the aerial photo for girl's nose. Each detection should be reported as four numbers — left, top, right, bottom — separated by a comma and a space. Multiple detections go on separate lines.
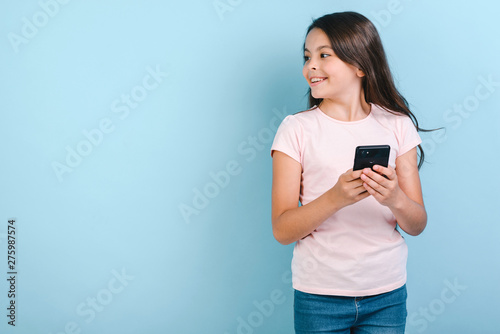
308, 59, 317, 71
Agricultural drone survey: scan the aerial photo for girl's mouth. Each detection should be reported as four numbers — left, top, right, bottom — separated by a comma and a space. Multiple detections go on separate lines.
310, 77, 327, 86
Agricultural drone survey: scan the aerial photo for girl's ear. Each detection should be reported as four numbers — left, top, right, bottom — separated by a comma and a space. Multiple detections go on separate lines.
356, 68, 366, 77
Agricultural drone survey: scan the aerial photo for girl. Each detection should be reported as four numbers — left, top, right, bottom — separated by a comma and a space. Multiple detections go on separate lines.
270, 11, 428, 334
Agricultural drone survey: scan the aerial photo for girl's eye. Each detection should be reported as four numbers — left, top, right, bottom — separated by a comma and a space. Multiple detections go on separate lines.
303, 54, 329, 62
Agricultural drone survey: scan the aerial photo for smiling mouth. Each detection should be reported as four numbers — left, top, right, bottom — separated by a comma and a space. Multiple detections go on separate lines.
310, 77, 326, 85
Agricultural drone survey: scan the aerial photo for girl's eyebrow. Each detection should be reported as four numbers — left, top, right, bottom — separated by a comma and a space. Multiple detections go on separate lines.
304, 45, 333, 52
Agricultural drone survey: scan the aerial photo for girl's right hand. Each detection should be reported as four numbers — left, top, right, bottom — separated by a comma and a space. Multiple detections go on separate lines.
327, 168, 370, 209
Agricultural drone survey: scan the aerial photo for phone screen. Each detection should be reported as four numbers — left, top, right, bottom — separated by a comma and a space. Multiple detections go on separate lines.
353, 145, 390, 171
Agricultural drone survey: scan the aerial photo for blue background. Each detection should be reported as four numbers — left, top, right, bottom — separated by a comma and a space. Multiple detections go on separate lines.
1, 1, 499, 333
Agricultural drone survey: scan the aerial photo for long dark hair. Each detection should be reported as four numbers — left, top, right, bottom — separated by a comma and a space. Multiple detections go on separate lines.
303, 11, 439, 169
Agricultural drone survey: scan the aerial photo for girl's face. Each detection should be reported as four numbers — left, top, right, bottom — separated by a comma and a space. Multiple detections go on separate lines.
302, 28, 364, 101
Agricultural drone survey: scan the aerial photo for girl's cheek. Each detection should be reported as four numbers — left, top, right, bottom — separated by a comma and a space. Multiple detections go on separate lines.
302, 66, 310, 82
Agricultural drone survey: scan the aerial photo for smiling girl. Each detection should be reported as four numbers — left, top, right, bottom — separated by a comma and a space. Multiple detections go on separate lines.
270, 11, 428, 333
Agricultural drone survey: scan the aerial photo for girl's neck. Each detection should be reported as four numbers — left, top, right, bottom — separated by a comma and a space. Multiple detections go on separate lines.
318, 95, 371, 122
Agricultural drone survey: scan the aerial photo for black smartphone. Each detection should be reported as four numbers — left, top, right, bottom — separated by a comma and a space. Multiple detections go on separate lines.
353, 145, 390, 171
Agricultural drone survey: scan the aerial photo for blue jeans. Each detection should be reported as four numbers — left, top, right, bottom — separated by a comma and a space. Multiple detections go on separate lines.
294, 285, 407, 334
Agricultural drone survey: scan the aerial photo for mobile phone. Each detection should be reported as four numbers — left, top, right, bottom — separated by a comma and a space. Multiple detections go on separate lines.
353, 145, 390, 171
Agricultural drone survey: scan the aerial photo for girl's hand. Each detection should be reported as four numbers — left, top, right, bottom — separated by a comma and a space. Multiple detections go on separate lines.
360, 165, 403, 208
328, 168, 370, 209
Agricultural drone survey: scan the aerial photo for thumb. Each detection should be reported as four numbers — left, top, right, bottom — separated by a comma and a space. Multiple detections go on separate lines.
349, 168, 364, 180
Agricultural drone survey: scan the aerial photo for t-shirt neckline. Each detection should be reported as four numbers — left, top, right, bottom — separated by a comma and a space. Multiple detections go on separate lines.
315, 103, 374, 124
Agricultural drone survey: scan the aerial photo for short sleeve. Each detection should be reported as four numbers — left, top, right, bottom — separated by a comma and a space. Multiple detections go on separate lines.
270, 115, 302, 164
397, 115, 422, 157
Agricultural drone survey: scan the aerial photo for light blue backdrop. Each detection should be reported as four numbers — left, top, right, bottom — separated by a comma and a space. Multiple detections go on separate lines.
1, 1, 499, 333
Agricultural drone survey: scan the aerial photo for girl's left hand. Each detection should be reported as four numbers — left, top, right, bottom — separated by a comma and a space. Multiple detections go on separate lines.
360, 165, 402, 208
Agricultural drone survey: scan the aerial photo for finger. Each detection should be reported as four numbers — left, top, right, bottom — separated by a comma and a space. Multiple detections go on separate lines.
351, 179, 367, 190
362, 181, 384, 201
354, 181, 365, 189
362, 181, 377, 197
373, 165, 396, 180
348, 169, 364, 181
348, 179, 368, 195
355, 189, 371, 201
361, 168, 389, 186
361, 173, 386, 196
355, 183, 368, 195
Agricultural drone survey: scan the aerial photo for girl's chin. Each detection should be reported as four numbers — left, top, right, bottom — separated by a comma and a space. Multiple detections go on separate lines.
310, 88, 329, 99
311, 88, 337, 101
311, 91, 328, 100
310, 90, 322, 99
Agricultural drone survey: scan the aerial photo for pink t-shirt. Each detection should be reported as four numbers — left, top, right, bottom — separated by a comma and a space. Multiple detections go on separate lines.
270, 103, 422, 297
